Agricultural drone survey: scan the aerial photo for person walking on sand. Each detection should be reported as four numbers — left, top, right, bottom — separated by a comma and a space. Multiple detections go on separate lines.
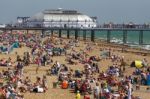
76, 90, 81, 99
36, 56, 41, 74
93, 83, 100, 99
127, 80, 132, 99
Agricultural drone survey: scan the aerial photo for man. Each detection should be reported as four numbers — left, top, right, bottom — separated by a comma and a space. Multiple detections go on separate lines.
127, 80, 132, 99
93, 83, 100, 99
17, 62, 24, 76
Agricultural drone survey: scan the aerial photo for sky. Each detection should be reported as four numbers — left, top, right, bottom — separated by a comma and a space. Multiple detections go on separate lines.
0, 0, 149, 24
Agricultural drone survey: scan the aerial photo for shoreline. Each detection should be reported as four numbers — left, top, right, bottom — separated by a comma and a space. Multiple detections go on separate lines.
52, 33, 150, 56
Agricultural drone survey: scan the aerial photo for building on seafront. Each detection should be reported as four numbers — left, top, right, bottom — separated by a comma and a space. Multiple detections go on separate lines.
16, 8, 97, 28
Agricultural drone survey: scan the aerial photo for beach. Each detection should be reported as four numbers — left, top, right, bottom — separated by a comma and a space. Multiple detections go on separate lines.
0, 31, 150, 99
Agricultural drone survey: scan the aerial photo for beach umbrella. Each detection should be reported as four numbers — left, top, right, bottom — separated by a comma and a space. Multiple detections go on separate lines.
131, 60, 143, 68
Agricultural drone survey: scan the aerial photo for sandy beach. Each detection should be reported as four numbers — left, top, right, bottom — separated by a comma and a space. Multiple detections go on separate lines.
0, 33, 150, 99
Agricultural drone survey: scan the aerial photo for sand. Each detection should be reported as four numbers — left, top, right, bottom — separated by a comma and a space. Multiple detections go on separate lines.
0, 39, 150, 99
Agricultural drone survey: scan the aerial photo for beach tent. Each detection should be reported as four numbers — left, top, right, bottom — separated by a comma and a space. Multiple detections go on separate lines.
0, 46, 8, 52
12, 42, 19, 48
130, 60, 143, 68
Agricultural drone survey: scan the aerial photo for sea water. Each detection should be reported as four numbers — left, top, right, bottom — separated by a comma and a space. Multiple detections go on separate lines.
59, 30, 150, 50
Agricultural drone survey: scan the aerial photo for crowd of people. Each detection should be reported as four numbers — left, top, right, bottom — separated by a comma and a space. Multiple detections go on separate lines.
0, 31, 149, 99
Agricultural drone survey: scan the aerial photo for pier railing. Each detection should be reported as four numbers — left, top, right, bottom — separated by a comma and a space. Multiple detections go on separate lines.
9, 21, 150, 29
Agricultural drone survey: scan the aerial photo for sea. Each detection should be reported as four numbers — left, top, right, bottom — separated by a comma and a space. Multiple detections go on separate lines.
59, 30, 150, 50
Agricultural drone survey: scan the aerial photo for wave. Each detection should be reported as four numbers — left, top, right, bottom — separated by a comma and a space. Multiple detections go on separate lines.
109, 37, 150, 50
110, 37, 123, 44
141, 45, 150, 50
110, 37, 139, 45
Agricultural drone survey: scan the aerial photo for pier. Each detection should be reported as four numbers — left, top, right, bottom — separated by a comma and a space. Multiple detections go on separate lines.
0, 27, 150, 45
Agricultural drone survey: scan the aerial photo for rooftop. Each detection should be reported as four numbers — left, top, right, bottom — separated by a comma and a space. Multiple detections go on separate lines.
43, 8, 80, 15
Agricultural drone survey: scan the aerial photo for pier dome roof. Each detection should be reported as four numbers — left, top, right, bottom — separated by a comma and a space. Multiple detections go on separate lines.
29, 9, 94, 22
26, 9, 97, 28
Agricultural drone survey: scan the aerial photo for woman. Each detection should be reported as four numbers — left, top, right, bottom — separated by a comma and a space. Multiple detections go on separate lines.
42, 75, 48, 90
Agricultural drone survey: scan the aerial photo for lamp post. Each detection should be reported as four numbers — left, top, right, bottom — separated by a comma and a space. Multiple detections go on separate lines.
60, 19, 62, 28
51, 19, 53, 27
68, 19, 70, 28
76, 19, 78, 28
85, 19, 87, 28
